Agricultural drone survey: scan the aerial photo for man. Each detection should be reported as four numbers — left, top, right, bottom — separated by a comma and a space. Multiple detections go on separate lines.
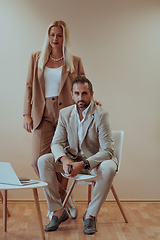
38, 76, 118, 235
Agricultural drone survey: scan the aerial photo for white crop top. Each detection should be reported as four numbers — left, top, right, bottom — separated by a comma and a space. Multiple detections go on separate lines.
44, 66, 62, 98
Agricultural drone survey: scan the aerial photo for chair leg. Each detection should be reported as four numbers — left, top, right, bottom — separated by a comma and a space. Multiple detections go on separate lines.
88, 185, 92, 206
0, 191, 10, 217
62, 180, 77, 208
111, 185, 128, 223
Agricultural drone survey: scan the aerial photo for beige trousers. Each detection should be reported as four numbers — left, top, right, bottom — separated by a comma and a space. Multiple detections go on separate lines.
32, 97, 59, 163
38, 153, 117, 217
33, 97, 68, 197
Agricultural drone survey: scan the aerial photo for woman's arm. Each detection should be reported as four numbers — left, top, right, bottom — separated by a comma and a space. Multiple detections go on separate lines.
23, 115, 33, 132
23, 53, 36, 132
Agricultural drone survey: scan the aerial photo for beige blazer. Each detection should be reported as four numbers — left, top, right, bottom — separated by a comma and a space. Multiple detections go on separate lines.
51, 101, 118, 170
23, 51, 85, 129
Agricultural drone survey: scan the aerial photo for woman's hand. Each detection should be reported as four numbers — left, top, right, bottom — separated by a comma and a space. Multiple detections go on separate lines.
92, 97, 102, 106
23, 115, 33, 133
93, 100, 102, 106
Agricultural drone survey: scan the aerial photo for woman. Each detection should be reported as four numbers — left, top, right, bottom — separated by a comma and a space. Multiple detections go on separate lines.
23, 20, 85, 218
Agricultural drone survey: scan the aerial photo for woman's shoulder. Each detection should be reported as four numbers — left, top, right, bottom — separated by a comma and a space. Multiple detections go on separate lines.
72, 55, 82, 62
72, 55, 83, 67
31, 51, 41, 58
29, 51, 41, 64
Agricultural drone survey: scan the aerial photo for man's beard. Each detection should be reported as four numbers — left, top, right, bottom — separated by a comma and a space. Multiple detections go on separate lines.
76, 100, 89, 110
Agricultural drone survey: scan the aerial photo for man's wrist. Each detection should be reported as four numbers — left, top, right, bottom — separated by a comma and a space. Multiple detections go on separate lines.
60, 156, 68, 163
83, 159, 90, 170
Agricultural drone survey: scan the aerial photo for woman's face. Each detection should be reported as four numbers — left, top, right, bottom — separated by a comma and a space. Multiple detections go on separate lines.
49, 26, 63, 50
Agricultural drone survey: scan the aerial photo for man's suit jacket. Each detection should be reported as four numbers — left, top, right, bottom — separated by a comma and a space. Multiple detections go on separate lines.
51, 101, 118, 170
23, 51, 85, 129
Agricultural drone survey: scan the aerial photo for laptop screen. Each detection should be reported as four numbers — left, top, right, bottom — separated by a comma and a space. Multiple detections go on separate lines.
0, 162, 23, 185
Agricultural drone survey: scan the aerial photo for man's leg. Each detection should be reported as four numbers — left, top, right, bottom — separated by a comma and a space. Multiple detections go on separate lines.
38, 153, 64, 212
38, 153, 69, 232
83, 160, 117, 235
33, 120, 77, 219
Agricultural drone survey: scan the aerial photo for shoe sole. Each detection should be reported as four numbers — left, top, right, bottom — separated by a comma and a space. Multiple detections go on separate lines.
83, 229, 96, 235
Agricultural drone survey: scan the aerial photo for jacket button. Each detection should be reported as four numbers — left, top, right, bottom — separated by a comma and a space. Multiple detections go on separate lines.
52, 97, 55, 101
59, 102, 62, 105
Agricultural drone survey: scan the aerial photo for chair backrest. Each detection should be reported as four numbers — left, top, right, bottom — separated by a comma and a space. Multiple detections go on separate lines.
112, 131, 124, 172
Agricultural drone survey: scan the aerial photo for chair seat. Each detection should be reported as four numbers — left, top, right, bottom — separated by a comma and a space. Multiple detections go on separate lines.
61, 173, 97, 183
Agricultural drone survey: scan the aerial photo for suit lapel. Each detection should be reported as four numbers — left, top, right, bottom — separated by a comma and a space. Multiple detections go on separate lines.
69, 102, 95, 150
38, 67, 45, 98
69, 107, 79, 150
80, 102, 95, 146
80, 111, 95, 145
59, 64, 69, 94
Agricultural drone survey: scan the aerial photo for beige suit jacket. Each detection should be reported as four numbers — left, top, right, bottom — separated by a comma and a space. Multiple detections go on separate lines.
23, 51, 85, 129
51, 101, 118, 170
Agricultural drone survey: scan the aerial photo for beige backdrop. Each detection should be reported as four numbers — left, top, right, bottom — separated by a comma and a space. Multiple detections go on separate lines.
0, 0, 159, 201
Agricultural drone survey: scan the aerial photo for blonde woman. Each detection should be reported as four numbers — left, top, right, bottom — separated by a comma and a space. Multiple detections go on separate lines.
23, 20, 85, 219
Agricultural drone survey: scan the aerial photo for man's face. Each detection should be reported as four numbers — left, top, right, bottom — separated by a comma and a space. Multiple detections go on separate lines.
71, 82, 93, 111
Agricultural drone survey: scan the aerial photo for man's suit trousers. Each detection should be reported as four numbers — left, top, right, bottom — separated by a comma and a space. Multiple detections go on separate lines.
38, 153, 117, 217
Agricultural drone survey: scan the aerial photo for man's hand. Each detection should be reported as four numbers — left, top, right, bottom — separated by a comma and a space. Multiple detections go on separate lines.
61, 156, 84, 178
61, 156, 73, 176
67, 161, 84, 178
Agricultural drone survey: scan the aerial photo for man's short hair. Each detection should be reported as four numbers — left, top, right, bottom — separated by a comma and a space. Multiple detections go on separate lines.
71, 76, 93, 93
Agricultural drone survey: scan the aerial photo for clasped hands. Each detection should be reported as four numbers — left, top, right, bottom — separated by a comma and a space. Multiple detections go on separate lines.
61, 156, 84, 178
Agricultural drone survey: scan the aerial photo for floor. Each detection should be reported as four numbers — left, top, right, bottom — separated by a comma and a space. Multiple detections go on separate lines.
0, 201, 160, 240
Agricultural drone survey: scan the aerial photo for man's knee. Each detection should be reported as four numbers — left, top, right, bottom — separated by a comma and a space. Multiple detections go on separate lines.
100, 160, 117, 178
38, 153, 53, 172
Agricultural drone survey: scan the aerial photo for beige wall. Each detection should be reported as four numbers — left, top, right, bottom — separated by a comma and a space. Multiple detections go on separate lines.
0, 0, 160, 201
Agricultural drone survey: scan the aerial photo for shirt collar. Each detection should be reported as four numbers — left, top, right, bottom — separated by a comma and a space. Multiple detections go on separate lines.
75, 102, 92, 121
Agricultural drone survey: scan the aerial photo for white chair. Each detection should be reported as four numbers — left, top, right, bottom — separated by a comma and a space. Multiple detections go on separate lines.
62, 130, 128, 223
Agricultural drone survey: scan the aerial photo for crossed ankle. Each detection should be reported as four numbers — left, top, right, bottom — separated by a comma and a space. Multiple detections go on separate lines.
54, 208, 64, 218
85, 211, 95, 220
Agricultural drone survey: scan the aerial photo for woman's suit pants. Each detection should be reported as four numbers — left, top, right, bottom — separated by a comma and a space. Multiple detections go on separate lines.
32, 97, 68, 197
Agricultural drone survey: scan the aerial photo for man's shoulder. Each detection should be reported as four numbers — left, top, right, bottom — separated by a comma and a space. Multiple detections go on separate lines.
91, 103, 109, 125
59, 105, 75, 116
92, 102, 108, 116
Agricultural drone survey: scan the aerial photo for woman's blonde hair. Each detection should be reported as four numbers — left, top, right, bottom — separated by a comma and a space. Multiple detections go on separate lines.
38, 20, 74, 72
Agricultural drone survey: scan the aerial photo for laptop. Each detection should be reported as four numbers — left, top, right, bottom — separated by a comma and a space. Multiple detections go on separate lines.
0, 162, 39, 186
